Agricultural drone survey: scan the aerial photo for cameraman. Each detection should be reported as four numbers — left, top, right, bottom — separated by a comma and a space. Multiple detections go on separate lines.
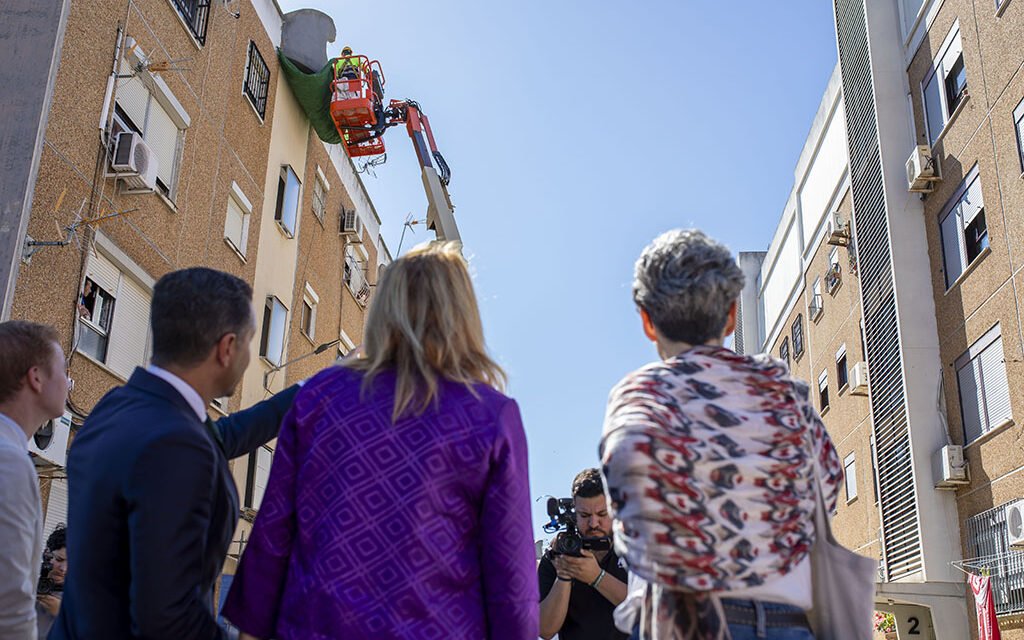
37, 524, 67, 637
538, 468, 628, 640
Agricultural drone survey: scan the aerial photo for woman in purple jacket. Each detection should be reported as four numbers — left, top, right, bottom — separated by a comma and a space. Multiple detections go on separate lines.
223, 242, 539, 639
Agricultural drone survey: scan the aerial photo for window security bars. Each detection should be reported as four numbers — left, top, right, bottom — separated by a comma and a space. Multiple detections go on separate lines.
171, 0, 211, 45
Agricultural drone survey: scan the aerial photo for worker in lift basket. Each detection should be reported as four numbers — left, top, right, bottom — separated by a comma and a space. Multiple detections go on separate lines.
332, 46, 363, 103
334, 46, 361, 80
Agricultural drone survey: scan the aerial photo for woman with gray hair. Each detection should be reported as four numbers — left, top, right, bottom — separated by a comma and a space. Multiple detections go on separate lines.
600, 230, 843, 640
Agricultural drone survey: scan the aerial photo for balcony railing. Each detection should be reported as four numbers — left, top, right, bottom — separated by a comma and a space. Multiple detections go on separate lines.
171, 0, 211, 46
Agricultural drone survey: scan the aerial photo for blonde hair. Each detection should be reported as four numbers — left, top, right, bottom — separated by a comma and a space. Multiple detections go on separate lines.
346, 241, 506, 421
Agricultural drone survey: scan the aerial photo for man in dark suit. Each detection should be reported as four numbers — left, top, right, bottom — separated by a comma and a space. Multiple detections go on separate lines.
52, 268, 300, 639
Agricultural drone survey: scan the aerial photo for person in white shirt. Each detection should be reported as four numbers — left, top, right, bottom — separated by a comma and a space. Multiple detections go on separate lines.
0, 321, 71, 640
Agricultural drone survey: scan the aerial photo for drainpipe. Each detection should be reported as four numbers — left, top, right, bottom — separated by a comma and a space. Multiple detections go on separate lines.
98, 24, 125, 141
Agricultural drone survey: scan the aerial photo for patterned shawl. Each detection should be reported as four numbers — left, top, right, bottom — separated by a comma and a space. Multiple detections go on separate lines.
600, 345, 842, 640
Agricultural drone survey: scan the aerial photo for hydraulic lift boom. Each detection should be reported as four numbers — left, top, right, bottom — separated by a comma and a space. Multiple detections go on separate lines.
387, 100, 460, 243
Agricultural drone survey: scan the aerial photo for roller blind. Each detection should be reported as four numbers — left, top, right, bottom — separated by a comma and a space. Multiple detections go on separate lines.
957, 325, 1012, 443
115, 72, 149, 131
106, 273, 152, 379
146, 101, 180, 189
225, 196, 248, 254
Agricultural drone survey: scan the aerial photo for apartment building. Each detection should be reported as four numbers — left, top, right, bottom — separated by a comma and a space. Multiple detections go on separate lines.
740, 0, 1024, 637
735, 66, 884, 581
9, 0, 389, 558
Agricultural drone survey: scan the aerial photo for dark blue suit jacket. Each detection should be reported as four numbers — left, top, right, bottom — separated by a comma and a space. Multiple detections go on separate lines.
51, 368, 299, 639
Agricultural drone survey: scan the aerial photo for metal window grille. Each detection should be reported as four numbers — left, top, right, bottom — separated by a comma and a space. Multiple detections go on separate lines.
836, 0, 921, 581
243, 41, 270, 119
780, 337, 790, 364
171, 0, 211, 45
965, 502, 1024, 616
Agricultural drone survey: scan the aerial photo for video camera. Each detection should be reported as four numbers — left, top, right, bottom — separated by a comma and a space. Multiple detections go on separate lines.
37, 550, 62, 596
542, 497, 612, 557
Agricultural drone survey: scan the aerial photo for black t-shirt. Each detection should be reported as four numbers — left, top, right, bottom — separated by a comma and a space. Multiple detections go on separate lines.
537, 547, 630, 640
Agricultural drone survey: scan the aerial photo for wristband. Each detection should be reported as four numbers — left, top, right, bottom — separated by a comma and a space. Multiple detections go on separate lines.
589, 569, 606, 589
556, 575, 572, 582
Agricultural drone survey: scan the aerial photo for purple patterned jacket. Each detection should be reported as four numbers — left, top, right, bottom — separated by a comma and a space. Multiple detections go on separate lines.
222, 366, 539, 639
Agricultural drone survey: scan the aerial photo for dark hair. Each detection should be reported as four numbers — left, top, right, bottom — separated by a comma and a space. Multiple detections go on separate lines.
0, 321, 61, 404
46, 524, 67, 552
150, 268, 253, 367
572, 468, 604, 499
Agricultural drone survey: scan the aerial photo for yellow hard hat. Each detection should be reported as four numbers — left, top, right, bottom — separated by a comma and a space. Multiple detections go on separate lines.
341, 45, 353, 56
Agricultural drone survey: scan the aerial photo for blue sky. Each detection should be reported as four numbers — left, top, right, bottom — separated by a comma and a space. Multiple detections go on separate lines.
280, 0, 840, 536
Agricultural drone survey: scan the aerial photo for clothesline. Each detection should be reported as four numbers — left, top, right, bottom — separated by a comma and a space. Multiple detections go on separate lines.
951, 550, 1024, 577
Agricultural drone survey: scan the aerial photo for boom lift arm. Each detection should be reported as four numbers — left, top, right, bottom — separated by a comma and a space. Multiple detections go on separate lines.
384, 100, 459, 243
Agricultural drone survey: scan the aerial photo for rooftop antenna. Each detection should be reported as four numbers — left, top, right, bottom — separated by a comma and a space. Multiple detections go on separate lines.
23, 191, 138, 260
396, 212, 427, 255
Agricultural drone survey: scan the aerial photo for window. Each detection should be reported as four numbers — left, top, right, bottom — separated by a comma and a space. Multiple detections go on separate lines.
940, 166, 988, 288
311, 170, 328, 223
224, 182, 252, 257
338, 330, 356, 358
77, 249, 152, 379
211, 396, 229, 413
245, 445, 273, 510
779, 337, 790, 365
114, 74, 184, 199
957, 324, 1012, 444
344, 245, 369, 303
170, 0, 211, 45
274, 165, 301, 237
844, 453, 858, 502
922, 24, 966, 144
965, 502, 1024, 616
259, 296, 288, 366
837, 344, 849, 390
792, 315, 804, 359
300, 283, 318, 340
243, 41, 270, 119
810, 278, 823, 319
77, 277, 115, 363
1014, 98, 1024, 174
818, 370, 830, 412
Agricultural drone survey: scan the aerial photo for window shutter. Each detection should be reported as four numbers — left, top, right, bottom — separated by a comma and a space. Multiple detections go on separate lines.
115, 72, 149, 131
1015, 99, 1024, 170
43, 478, 69, 541
265, 298, 287, 365
957, 357, 985, 443
146, 100, 180, 190
979, 336, 1012, 428
86, 250, 121, 295
940, 208, 965, 286
960, 174, 984, 227
923, 74, 945, 144
253, 447, 273, 509
225, 197, 246, 253
107, 274, 152, 379
940, 30, 963, 80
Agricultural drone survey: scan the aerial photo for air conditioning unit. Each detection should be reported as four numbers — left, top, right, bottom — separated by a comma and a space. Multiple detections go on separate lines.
28, 411, 72, 468
933, 444, 969, 489
906, 144, 939, 193
850, 362, 869, 396
340, 208, 363, 241
111, 131, 159, 192
1007, 501, 1024, 549
827, 212, 851, 247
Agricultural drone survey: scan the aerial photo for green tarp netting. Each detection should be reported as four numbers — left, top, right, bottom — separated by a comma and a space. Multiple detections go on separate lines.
278, 50, 343, 144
